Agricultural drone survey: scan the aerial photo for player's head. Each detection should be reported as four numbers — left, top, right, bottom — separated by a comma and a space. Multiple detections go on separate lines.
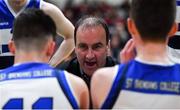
10, 8, 56, 58
128, 0, 177, 42
74, 17, 110, 76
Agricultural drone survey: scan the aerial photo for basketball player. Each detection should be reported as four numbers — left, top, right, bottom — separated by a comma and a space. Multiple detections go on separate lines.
168, 0, 180, 63
0, 0, 74, 69
120, 0, 180, 64
0, 8, 89, 109
91, 0, 180, 108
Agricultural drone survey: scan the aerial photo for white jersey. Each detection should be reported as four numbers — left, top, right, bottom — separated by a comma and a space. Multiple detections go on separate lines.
101, 59, 180, 109
0, 0, 42, 56
0, 62, 79, 109
167, 46, 180, 63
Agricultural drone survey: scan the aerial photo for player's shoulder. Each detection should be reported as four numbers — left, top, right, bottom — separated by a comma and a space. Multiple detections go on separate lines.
91, 65, 119, 89
64, 71, 88, 90
91, 65, 119, 108
92, 65, 119, 82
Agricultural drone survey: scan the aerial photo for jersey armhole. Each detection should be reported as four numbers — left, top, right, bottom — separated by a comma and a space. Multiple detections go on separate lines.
54, 70, 79, 109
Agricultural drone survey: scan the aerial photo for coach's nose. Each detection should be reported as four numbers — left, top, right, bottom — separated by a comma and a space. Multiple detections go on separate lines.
86, 49, 95, 60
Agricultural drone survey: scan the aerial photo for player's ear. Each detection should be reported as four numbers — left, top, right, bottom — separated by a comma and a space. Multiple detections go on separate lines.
168, 22, 178, 38
127, 18, 136, 37
127, 18, 139, 39
8, 40, 15, 55
47, 40, 55, 57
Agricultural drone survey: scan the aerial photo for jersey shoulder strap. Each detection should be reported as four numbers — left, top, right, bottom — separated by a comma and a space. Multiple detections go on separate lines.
54, 70, 79, 109
101, 63, 129, 109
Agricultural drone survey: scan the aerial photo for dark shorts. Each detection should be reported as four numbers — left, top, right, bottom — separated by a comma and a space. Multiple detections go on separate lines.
0, 56, 14, 69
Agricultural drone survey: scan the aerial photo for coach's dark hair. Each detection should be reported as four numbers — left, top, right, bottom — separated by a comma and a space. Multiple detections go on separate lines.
13, 8, 56, 51
130, 0, 176, 42
74, 16, 110, 45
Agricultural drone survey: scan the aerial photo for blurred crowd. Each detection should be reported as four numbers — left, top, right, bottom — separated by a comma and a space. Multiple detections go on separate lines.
46, 0, 131, 62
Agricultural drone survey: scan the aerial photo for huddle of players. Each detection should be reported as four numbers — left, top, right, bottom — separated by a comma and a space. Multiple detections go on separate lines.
1, 0, 180, 109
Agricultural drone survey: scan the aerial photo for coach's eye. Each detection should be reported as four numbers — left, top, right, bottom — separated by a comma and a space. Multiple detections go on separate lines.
78, 44, 88, 51
92, 43, 103, 50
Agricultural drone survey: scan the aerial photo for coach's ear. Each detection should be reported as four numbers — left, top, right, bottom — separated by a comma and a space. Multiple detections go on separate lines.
168, 23, 178, 37
8, 40, 15, 55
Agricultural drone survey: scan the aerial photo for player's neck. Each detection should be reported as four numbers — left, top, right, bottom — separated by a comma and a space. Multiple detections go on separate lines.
7, 0, 26, 13
14, 52, 49, 64
136, 42, 171, 63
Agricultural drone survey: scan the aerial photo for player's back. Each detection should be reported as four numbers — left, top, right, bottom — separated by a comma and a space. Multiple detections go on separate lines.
0, 62, 79, 109
102, 59, 180, 109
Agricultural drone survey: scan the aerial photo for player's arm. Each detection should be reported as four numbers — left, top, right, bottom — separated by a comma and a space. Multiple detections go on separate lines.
91, 66, 118, 108
65, 71, 89, 109
41, 1, 75, 67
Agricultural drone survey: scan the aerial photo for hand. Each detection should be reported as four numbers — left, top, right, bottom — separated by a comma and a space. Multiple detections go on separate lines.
119, 39, 136, 63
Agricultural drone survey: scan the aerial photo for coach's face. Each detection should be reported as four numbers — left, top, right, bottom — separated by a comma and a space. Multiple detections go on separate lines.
75, 25, 108, 76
